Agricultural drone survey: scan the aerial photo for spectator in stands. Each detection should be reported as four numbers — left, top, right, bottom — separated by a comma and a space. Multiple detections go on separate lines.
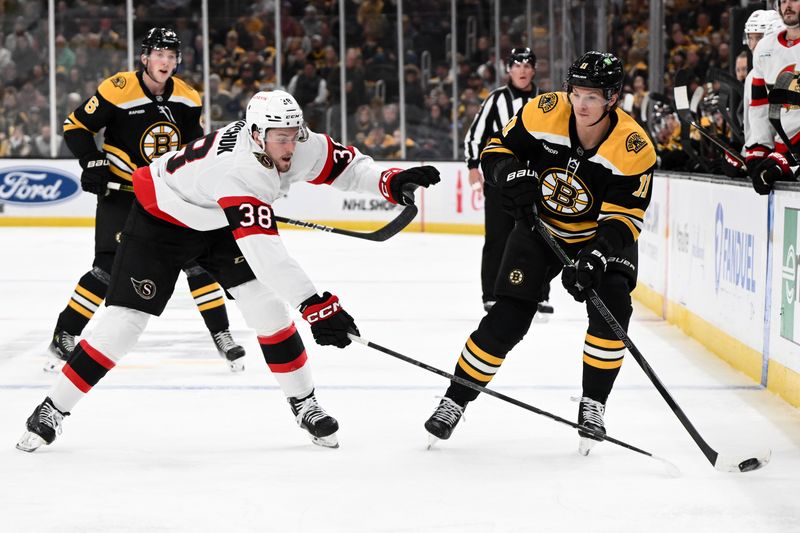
287, 61, 328, 130
301, 6, 324, 38
349, 104, 375, 144
6, 122, 33, 157
55, 34, 75, 73
307, 34, 326, 70
33, 124, 66, 158
735, 51, 748, 82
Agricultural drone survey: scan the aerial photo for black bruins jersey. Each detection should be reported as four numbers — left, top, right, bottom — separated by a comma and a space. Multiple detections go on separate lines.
482, 91, 656, 252
63, 71, 203, 183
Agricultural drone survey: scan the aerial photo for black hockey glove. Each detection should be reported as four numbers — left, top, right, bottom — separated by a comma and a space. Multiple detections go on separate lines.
749, 152, 792, 195
380, 165, 441, 205
495, 158, 539, 227
300, 291, 360, 348
562, 242, 609, 303
79, 153, 111, 196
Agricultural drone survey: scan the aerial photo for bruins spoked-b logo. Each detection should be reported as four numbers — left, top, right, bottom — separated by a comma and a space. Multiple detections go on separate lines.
509, 269, 525, 285
538, 92, 558, 113
625, 132, 648, 153
540, 169, 591, 215
140, 122, 180, 162
131, 278, 157, 300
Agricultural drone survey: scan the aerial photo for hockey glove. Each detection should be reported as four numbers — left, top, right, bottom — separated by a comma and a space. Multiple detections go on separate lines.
300, 292, 360, 348
562, 242, 608, 303
79, 153, 111, 195
380, 165, 441, 205
749, 152, 791, 195
496, 158, 539, 227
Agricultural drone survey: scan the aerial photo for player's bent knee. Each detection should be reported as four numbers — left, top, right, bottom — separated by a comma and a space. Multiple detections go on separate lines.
477, 297, 537, 352
84, 306, 151, 362
228, 279, 292, 334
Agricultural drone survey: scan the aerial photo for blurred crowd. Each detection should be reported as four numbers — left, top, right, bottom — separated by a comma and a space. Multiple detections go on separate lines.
0, 0, 753, 170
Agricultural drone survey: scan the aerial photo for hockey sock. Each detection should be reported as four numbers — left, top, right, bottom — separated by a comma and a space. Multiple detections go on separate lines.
445, 297, 536, 405
581, 332, 625, 404
185, 268, 229, 332
55, 269, 108, 335
49, 340, 116, 413
258, 323, 313, 399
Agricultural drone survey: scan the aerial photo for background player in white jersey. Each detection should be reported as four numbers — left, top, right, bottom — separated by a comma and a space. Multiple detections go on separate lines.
745, 0, 800, 194
48, 27, 245, 373
741, 9, 784, 140
424, 52, 655, 456
17, 90, 440, 452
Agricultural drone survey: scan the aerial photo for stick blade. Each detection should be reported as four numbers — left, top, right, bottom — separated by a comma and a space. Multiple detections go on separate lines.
673, 85, 690, 111
713, 449, 771, 473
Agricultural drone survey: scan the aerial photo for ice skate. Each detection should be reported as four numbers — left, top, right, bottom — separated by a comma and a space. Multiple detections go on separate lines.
16, 397, 69, 452
43, 328, 75, 373
534, 300, 554, 322
288, 391, 339, 448
482, 300, 496, 313
211, 329, 246, 372
424, 397, 465, 449
576, 397, 606, 456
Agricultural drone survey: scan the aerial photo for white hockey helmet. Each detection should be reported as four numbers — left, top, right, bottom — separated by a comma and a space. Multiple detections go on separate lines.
245, 90, 307, 144
744, 9, 783, 43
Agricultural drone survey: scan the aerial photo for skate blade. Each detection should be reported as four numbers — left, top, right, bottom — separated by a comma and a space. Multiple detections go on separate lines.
16, 431, 46, 452
311, 433, 339, 448
532, 314, 550, 324
226, 359, 245, 373
578, 436, 599, 456
426, 434, 439, 450
42, 355, 65, 373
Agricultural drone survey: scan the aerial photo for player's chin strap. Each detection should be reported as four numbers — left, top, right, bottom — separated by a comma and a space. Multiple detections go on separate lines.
532, 218, 770, 473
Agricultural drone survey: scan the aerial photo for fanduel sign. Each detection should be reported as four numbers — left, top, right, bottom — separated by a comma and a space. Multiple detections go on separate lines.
0, 167, 80, 205
714, 203, 756, 294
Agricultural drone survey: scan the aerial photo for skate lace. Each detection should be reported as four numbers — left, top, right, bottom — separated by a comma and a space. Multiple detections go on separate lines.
431, 397, 464, 425
294, 396, 328, 426
57, 331, 76, 353
573, 396, 605, 427
40, 402, 65, 436
212, 330, 236, 351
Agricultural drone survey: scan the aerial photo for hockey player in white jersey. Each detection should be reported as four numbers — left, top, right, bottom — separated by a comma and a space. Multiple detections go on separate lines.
741, 9, 784, 139
745, 0, 800, 194
16, 90, 440, 452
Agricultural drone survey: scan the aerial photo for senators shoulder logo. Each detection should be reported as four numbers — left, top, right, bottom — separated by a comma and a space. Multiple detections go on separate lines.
111, 75, 127, 89
537, 92, 558, 113
625, 132, 648, 153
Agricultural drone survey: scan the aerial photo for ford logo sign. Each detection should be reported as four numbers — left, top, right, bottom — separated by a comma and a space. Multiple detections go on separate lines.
0, 166, 81, 205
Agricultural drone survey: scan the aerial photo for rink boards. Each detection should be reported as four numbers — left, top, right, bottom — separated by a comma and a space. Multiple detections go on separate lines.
0, 159, 798, 407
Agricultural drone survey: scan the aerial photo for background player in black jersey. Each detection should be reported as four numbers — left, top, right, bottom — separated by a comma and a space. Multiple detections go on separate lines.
47, 27, 245, 373
425, 51, 656, 456
464, 48, 554, 317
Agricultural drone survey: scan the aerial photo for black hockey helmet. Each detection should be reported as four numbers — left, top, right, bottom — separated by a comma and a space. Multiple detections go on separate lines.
507, 47, 535, 70
566, 51, 624, 103
141, 27, 182, 64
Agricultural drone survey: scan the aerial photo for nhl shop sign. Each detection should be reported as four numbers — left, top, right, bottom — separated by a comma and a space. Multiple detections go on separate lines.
0, 166, 80, 205
781, 207, 800, 343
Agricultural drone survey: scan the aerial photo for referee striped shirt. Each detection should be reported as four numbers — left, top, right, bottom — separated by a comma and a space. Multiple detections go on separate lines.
464, 82, 539, 168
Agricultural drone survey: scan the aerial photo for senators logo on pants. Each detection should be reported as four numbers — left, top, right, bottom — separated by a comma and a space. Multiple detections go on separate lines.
131, 278, 157, 300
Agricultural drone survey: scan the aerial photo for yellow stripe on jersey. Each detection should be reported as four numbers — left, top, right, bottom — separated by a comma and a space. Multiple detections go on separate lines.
521, 92, 571, 138
191, 283, 222, 298
97, 72, 147, 107
600, 203, 645, 220
457, 357, 493, 382
171, 77, 202, 107
604, 215, 639, 239
595, 112, 657, 176
542, 215, 598, 232
109, 165, 133, 181
103, 143, 136, 170
63, 113, 95, 134
75, 285, 103, 305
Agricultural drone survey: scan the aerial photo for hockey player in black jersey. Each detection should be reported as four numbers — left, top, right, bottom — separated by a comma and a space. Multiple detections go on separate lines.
47, 27, 245, 373
425, 51, 656, 456
464, 48, 554, 317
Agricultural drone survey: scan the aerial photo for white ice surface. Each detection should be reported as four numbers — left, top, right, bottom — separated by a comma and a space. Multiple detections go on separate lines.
0, 227, 798, 533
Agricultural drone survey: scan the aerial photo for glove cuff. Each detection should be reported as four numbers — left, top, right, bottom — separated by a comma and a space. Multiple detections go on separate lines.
300, 292, 342, 323
79, 152, 109, 170
744, 144, 770, 164
767, 151, 791, 175
379, 168, 404, 204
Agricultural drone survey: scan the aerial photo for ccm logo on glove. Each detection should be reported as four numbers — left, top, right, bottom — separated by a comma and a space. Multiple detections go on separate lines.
303, 299, 341, 323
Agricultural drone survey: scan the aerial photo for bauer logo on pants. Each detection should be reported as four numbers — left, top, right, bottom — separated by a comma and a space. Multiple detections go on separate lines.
131, 278, 157, 300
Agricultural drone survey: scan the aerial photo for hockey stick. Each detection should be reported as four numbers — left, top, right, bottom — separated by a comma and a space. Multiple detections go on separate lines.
534, 220, 771, 473
767, 71, 800, 166
673, 85, 747, 168
347, 334, 679, 472
107, 182, 418, 242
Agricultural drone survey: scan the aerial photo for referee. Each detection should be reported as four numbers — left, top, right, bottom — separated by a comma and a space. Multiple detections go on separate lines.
464, 47, 552, 316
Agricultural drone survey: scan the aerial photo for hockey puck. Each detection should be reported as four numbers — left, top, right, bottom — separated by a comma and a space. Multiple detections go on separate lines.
738, 458, 761, 472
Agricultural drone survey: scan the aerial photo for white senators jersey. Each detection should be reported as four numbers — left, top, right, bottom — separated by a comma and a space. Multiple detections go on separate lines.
746, 29, 800, 151
134, 120, 396, 307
